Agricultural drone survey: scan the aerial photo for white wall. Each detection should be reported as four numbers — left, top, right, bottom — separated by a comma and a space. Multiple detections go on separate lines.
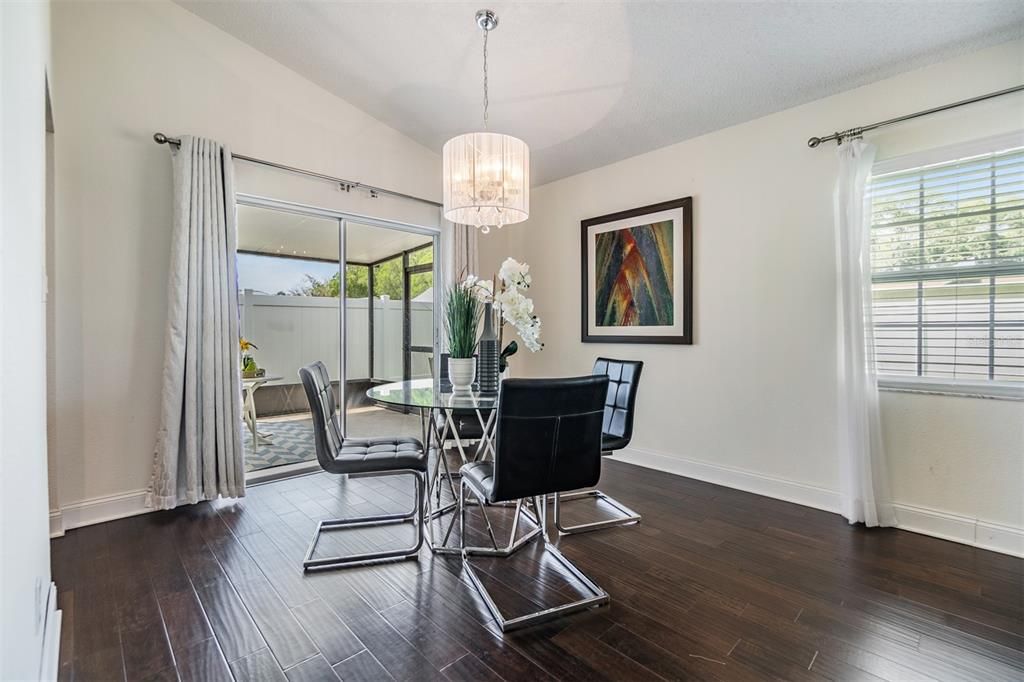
508, 39, 1024, 554
1, 1, 61, 678
48, 0, 443, 530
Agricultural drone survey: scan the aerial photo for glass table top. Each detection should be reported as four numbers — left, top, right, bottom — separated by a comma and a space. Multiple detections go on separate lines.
367, 378, 498, 411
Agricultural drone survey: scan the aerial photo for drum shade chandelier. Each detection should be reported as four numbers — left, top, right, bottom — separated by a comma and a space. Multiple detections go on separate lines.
442, 9, 529, 234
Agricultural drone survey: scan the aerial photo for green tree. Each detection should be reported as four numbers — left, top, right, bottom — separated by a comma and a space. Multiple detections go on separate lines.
289, 246, 433, 299
871, 162, 1023, 272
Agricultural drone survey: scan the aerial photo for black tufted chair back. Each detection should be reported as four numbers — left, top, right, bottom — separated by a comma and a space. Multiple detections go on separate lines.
592, 357, 643, 452
489, 376, 608, 503
299, 361, 345, 471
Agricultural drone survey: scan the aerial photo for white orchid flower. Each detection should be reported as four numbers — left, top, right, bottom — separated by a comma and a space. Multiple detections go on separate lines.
471, 258, 543, 355
462, 275, 494, 302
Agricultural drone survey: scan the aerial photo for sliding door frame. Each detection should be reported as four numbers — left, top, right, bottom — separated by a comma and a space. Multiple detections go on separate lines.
235, 193, 443, 433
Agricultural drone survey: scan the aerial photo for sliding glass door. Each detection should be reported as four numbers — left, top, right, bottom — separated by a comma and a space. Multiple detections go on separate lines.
235, 204, 341, 474
234, 197, 439, 473
345, 222, 435, 433
406, 245, 434, 382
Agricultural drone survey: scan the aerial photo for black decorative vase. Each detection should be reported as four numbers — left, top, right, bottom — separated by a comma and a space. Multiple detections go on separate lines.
478, 303, 500, 394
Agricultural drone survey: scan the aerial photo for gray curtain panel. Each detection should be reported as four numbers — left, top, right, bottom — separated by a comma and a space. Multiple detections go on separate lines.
148, 136, 245, 510
452, 222, 479, 280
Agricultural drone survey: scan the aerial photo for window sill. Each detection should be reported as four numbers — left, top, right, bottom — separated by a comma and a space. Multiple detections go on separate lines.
878, 376, 1023, 401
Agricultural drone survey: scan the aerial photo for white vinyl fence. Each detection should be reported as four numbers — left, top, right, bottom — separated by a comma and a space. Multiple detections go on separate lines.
240, 291, 433, 385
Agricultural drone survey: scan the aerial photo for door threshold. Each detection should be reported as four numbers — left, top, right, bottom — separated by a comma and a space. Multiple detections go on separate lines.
246, 460, 321, 485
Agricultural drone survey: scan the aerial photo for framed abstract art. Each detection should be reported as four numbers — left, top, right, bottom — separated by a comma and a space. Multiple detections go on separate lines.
581, 197, 693, 344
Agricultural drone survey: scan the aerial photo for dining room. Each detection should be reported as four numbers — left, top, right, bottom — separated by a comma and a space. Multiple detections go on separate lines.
10, 2, 1023, 681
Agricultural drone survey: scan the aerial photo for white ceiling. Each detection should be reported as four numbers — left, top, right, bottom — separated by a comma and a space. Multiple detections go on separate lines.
238, 205, 432, 263
179, 1, 1024, 185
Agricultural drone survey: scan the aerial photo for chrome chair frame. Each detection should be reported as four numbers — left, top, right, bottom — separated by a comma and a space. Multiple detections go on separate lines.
552, 357, 644, 535
299, 361, 429, 572
303, 468, 427, 571
459, 481, 609, 632
552, 476, 642, 535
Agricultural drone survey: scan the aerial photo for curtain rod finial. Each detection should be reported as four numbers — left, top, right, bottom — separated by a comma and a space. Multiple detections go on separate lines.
154, 132, 169, 144
807, 136, 822, 148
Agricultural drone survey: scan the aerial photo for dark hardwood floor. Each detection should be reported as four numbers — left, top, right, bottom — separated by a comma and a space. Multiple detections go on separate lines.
52, 457, 1023, 681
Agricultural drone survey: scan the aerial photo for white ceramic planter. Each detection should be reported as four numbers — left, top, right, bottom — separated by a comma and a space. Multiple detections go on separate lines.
448, 357, 476, 393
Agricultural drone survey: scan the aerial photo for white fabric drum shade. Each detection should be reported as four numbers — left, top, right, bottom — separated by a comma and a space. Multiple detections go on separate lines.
443, 132, 529, 228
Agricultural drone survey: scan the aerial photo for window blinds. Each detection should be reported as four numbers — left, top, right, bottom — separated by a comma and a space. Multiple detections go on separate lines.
869, 145, 1023, 382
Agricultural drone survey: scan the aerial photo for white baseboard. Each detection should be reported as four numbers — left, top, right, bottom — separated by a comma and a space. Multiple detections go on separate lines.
39, 582, 61, 682
614, 446, 841, 514
49, 509, 64, 538
49, 489, 150, 538
614, 446, 1023, 558
48, 453, 1024, 559
893, 503, 1024, 558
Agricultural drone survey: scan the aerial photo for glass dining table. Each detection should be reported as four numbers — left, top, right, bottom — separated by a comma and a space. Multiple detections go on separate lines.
367, 378, 499, 554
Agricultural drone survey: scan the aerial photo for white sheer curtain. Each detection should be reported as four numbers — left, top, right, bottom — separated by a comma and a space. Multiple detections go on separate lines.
833, 139, 895, 527
148, 136, 245, 510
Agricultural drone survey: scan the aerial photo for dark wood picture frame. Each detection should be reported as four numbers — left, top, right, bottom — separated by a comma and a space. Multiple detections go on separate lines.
581, 197, 693, 344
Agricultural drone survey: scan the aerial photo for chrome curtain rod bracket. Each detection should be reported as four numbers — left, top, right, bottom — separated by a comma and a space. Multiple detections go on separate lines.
806, 84, 1024, 149
808, 127, 864, 148
152, 132, 441, 207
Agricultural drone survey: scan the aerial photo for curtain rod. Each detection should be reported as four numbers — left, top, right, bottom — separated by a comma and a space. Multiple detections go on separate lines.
807, 84, 1024, 149
152, 132, 442, 208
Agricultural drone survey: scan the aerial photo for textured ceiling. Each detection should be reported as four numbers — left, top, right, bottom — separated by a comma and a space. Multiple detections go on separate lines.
179, 1, 1024, 185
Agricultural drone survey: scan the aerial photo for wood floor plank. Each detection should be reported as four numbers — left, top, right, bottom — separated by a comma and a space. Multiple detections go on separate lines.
291, 599, 365, 665
314, 590, 439, 682
71, 531, 124, 681
194, 580, 267, 663
550, 621, 664, 682
727, 638, 821, 682
176, 638, 233, 682
284, 654, 340, 682
235, 530, 320, 608
75, 646, 125, 682
379, 600, 470, 669
230, 648, 288, 682
375, 563, 552, 679
232, 576, 319, 669
159, 587, 215, 655
332, 650, 395, 681
119, 621, 176, 681
440, 652, 505, 681
598, 623, 763, 682
53, 463, 1024, 682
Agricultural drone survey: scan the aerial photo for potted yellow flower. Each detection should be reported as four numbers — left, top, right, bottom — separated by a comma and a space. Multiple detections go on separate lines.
239, 338, 260, 378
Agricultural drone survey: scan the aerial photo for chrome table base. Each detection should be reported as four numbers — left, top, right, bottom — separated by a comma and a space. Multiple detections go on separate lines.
421, 405, 497, 555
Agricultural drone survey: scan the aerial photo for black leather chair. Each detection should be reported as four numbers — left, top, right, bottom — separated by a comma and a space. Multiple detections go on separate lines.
552, 357, 643, 535
458, 376, 611, 632
298, 361, 428, 571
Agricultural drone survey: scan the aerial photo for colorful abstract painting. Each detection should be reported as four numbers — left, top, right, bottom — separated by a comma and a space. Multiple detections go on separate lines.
594, 220, 674, 327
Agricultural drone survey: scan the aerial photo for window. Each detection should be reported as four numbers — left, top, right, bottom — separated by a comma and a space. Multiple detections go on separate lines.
868, 139, 1023, 396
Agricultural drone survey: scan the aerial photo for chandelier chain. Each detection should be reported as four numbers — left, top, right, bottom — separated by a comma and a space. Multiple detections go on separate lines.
482, 28, 489, 129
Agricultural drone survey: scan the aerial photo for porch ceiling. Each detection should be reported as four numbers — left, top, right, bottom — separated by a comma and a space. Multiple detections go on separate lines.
237, 204, 432, 264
